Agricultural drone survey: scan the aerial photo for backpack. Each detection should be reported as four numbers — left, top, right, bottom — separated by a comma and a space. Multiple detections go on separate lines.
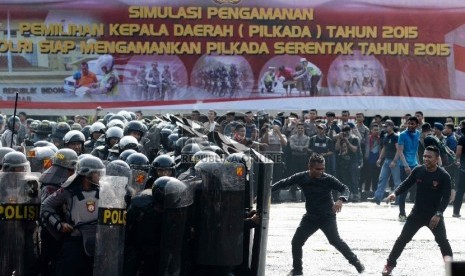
424, 135, 456, 166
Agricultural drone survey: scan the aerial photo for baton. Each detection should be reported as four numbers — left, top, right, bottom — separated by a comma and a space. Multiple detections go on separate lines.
10, 92, 19, 148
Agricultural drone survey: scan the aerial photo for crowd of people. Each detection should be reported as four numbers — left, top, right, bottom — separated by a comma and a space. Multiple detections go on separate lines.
0, 107, 462, 276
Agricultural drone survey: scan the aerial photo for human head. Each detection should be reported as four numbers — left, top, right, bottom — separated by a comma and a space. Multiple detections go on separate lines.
63, 130, 85, 155
191, 110, 200, 121
341, 110, 350, 123
307, 154, 325, 178
407, 116, 419, 132
414, 111, 424, 124
81, 61, 89, 74
433, 122, 444, 135
2, 151, 30, 172
423, 145, 440, 168
444, 123, 455, 136
234, 123, 246, 140
355, 113, 365, 123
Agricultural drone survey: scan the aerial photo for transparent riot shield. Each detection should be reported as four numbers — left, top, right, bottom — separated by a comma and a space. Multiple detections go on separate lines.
26, 146, 54, 173
93, 175, 128, 276
0, 172, 41, 276
127, 169, 149, 197
157, 176, 194, 276
194, 160, 246, 266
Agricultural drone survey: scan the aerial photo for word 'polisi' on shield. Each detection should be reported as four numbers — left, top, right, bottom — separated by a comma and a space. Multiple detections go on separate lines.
0, 204, 40, 221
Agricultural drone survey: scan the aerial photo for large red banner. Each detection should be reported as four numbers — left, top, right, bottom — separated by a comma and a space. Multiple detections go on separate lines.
1, 0, 465, 115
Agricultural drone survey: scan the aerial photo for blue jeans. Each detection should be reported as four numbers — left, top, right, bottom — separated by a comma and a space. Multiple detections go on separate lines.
373, 159, 401, 201
398, 166, 416, 216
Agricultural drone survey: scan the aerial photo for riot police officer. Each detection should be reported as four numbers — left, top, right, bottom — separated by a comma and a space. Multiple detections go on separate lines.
0, 151, 40, 276
63, 130, 86, 156
41, 156, 105, 276
84, 122, 106, 154
91, 126, 123, 161
124, 176, 193, 276
146, 154, 176, 189
39, 148, 78, 276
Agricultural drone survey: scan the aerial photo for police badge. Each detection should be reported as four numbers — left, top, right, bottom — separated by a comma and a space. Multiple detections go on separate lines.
87, 201, 96, 212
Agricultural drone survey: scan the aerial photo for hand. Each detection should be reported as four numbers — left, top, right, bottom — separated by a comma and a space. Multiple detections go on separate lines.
456, 160, 461, 167
385, 193, 396, 203
429, 215, 441, 230
389, 161, 396, 168
404, 166, 412, 175
332, 199, 343, 213
60, 223, 74, 233
449, 189, 456, 204
376, 159, 382, 167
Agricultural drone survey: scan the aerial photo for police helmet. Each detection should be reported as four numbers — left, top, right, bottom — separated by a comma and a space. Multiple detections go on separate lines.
119, 149, 137, 162
71, 123, 82, 131
102, 112, 115, 125
126, 152, 150, 172
35, 120, 52, 135
108, 114, 128, 125
76, 155, 105, 177
124, 120, 147, 137
151, 154, 176, 177
29, 120, 40, 133
2, 151, 30, 172
0, 147, 15, 167
52, 148, 78, 169
52, 122, 71, 139
81, 125, 91, 140
128, 111, 136, 121
105, 126, 124, 146
63, 130, 85, 146
118, 136, 139, 152
107, 119, 125, 129
34, 141, 59, 152
152, 176, 191, 208
106, 160, 131, 178
7, 116, 20, 131
174, 137, 189, 155
90, 122, 106, 135
117, 110, 132, 122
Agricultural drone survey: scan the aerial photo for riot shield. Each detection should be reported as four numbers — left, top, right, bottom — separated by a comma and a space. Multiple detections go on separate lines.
93, 175, 128, 276
26, 146, 54, 173
0, 172, 41, 276
194, 160, 246, 266
250, 150, 273, 276
156, 176, 194, 276
127, 169, 149, 197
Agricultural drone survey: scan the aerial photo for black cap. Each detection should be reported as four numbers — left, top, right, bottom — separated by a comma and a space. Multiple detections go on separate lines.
289, 112, 299, 118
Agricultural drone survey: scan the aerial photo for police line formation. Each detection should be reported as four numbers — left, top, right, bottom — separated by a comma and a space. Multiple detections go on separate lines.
0, 109, 460, 276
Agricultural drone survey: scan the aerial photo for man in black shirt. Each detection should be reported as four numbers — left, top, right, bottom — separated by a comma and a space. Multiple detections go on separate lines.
382, 146, 453, 275
272, 154, 365, 276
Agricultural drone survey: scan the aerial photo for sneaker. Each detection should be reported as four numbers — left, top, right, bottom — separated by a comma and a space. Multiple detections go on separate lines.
353, 260, 365, 273
382, 264, 395, 275
398, 214, 407, 222
287, 269, 303, 276
452, 213, 461, 218
367, 197, 380, 205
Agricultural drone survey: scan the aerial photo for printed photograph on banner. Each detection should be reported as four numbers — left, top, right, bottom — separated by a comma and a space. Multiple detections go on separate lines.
190, 55, 254, 99
126, 55, 188, 101
258, 55, 323, 97
327, 51, 386, 96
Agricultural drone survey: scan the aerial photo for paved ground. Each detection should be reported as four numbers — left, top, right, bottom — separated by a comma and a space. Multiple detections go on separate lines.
266, 201, 465, 276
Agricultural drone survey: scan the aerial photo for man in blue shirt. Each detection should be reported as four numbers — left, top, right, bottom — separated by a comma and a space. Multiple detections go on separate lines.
396, 116, 420, 221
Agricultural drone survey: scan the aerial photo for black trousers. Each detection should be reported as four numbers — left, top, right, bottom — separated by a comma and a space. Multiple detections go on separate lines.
291, 213, 358, 272
453, 169, 465, 215
55, 238, 93, 276
387, 213, 453, 267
